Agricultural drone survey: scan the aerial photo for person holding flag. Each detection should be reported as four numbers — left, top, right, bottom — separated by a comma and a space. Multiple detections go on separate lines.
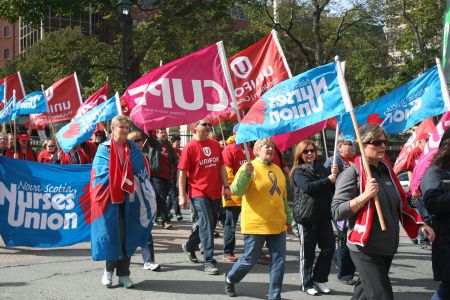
331, 124, 434, 300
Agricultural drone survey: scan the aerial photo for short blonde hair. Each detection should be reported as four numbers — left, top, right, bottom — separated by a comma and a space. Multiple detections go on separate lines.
253, 138, 275, 156
111, 115, 131, 128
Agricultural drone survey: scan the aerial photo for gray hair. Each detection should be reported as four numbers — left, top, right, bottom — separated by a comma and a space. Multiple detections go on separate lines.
253, 138, 275, 156
111, 115, 131, 128
355, 124, 387, 154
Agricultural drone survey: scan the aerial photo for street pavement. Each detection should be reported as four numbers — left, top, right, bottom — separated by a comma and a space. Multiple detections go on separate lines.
0, 210, 437, 300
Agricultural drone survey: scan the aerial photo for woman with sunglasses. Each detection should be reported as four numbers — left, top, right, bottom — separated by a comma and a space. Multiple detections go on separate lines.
290, 140, 338, 295
331, 124, 434, 300
37, 139, 61, 163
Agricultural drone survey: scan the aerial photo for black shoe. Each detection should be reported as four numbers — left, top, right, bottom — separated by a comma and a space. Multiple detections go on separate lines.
182, 243, 198, 263
176, 214, 183, 221
225, 274, 236, 297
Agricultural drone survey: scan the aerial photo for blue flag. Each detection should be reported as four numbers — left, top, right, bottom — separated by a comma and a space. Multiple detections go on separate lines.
0, 157, 91, 247
236, 62, 351, 144
56, 94, 121, 153
0, 96, 15, 124
0, 82, 4, 101
90, 141, 157, 260
11, 91, 47, 120
338, 66, 450, 140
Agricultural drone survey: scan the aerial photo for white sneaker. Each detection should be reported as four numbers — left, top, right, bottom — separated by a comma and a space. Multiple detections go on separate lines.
101, 269, 113, 287
305, 287, 319, 296
143, 262, 161, 271
118, 276, 135, 289
313, 281, 331, 294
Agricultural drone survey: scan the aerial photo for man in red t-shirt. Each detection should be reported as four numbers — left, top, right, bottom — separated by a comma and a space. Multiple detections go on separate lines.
149, 128, 178, 229
178, 119, 231, 275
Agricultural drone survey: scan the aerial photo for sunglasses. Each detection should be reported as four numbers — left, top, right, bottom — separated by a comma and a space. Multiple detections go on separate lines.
365, 139, 388, 146
302, 149, 315, 154
198, 122, 211, 127
133, 139, 143, 143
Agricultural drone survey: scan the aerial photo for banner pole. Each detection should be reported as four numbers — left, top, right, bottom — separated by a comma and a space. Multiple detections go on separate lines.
2, 79, 6, 133
217, 116, 226, 144
322, 129, 329, 159
335, 56, 386, 231
436, 57, 450, 110
41, 85, 61, 153
217, 41, 251, 162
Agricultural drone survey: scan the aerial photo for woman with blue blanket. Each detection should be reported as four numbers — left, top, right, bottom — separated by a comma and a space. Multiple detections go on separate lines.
90, 115, 156, 289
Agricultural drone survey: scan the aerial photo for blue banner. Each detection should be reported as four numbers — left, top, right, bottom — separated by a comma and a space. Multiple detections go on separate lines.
0, 97, 15, 124
0, 82, 4, 101
56, 94, 120, 153
236, 62, 349, 144
11, 91, 47, 120
0, 157, 91, 247
338, 66, 448, 140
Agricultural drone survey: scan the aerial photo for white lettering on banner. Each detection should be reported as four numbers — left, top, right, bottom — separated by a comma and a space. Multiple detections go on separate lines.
77, 102, 113, 133
49, 101, 71, 114
383, 98, 421, 125
45, 87, 54, 101
268, 77, 328, 124
424, 120, 450, 155
21, 95, 40, 109
0, 181, 78, 230
127, 79, 229, 111
234, 66, 275, 97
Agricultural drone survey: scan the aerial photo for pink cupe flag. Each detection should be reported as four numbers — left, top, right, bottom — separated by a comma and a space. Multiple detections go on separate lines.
123, 43, 233, 132
410, 111, 450, 193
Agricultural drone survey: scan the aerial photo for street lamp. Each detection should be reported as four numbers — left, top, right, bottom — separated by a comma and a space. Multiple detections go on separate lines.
116, 0, 133, 88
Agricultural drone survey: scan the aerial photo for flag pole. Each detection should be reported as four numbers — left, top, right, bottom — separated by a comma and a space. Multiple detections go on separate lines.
335, 56, 386, 231
217, 116, 226, 144
436, 58, 450, 110
2, 79, 6, 133
332, 123, 339, 166
322, 130, 329, 159
217, 41, 251, 162
11, 90, 17, 158
41, 85, 61, 153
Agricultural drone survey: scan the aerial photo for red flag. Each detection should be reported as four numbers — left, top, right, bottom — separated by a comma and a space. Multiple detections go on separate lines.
74, 82, 109, 118
228, 30, 291, 110
273, 120, 327, 152
30, 73, 82, 126
0, 72, 26, 101
393, 118, 435, 174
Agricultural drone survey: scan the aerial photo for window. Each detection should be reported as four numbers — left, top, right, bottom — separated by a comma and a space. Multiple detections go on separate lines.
3, 26, 10, 37
4, 48, 10, 60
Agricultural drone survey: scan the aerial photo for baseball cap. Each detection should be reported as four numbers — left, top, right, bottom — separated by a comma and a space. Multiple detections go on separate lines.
17, 132, 30, 141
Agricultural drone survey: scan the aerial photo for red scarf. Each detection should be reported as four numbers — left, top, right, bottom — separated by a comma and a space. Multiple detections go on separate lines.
348, 156, 423, 246
109, 140, 134, 203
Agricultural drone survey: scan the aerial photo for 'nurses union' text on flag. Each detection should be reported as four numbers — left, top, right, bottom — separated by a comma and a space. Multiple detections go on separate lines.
123, 43, 233, 132
338, 66, 450, 140
236, 62, 351, 144
0, 157, 91, 247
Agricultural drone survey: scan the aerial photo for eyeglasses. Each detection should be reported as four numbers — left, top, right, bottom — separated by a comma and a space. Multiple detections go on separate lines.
365, 139, 388, 146
133, 139, 143, 143
302, 149, 315, 154
198, 122, 211, 127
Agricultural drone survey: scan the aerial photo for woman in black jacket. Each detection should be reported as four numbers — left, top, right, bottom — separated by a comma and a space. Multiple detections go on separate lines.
290, 140, 338, 295
421, 133, 450, 300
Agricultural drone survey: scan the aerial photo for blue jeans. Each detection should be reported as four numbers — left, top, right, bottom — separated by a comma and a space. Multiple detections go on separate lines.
141, 233, 155, 263
431, 281, 450, 300
414, 197, 430, 244
227, 232, 286, 300
185, 197, 220, 266
151, 177, 170, 222
223, 206, 241, 255
166, 179, 181, 215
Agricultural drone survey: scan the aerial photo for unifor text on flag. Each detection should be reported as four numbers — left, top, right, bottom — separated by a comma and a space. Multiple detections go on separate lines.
236, 62, 351, 144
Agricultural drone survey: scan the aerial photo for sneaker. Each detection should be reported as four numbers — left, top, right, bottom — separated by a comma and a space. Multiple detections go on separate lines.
339, 279, 357, 285
182, 243, 198, 263
163, 221, 172, 229
204, 265, 219, 275
143, 262, 161, 271
118, 276, 135, 289
225, 274, 237, 297
305, 287, 319, 296
101, 269, 113, 287
223, 254, 238, 262
176, 214, 183, 221
313, 281, 331, 294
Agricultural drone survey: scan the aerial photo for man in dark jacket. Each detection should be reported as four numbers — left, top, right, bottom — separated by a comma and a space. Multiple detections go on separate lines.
149, 128, 178, 229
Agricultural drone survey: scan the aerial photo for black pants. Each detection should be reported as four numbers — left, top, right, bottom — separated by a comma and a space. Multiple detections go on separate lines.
105, 203, 130, 276
350, 250, 394, 300
299, 221, 335, 289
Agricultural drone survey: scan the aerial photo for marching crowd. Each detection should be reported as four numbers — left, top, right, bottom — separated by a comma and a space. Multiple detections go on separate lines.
1, 117, 449, 300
